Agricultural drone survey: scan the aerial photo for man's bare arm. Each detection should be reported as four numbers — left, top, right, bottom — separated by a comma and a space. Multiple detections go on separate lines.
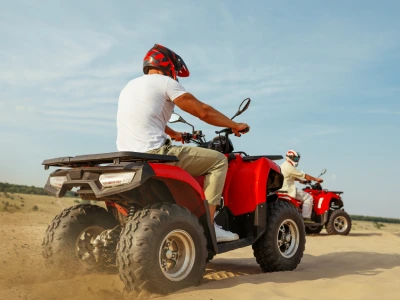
173, 93, 249, 135
165, 125, 183, 142
294, 175, 322, 183
305, 174, 323, 183
165, 125, 176, 136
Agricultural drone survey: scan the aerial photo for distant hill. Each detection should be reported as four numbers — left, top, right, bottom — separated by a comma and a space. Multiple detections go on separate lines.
0, 182, 76, 198
350, 215, 400, 224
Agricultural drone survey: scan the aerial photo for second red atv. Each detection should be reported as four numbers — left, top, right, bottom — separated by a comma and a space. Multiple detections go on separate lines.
41, 98, 306, 295
277, 169, 352, 235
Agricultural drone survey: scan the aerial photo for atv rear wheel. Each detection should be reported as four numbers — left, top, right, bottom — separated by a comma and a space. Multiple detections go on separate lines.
117, 203, 207, 295
326, 209, 352, 235
252, 200, 305, 272
305, 225, 323, 234
42, 204, 119, 276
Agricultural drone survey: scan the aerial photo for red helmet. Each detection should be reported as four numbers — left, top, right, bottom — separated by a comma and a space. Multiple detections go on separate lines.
143, 44, 190, 81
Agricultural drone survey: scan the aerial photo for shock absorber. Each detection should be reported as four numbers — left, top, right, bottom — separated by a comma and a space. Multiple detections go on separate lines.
129, 206, 135, 218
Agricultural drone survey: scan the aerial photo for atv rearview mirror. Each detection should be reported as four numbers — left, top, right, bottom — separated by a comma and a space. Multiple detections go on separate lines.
319, 168, 327, 177
169, 113, 184, 123
231, 98, 251, 120
169, 112, 195, 133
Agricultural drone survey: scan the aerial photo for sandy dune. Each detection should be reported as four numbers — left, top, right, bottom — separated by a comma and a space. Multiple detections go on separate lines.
0, 197, 399, 300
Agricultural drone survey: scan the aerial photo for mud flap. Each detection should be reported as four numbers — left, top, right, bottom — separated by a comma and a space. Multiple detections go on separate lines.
199, 200, 219, 255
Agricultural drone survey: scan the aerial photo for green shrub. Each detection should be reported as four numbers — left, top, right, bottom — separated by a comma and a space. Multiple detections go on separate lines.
351, 215, 400, 224
373, 222, 385, 229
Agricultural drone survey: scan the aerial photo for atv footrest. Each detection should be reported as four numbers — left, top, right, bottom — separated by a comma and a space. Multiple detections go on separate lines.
217, 238, 252, 254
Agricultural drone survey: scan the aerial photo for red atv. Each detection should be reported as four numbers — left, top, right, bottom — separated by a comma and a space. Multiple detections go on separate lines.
277, 169, 351, 235
41, 98, 305, 295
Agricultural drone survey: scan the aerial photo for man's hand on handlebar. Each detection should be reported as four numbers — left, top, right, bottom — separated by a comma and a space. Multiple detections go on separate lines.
232, 123, 250, 137
170, 131, 185, 144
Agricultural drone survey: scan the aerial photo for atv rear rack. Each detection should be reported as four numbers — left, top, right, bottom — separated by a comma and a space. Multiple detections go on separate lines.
42, 151, 179, 170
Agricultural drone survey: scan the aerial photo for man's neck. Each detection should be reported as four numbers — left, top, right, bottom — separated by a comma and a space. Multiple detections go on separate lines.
148, 69, 164, 75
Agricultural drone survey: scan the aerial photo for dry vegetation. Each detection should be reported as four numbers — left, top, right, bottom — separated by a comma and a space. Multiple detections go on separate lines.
0, 192, 107, 215
0, 192, 82, 214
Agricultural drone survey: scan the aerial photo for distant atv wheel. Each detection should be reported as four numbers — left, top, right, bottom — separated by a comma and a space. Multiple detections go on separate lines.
42, 204, 119, 276
326, 210, 352, 235
252, 201, 305, 272
117, 203, 207, 295
305, 225, 324, 234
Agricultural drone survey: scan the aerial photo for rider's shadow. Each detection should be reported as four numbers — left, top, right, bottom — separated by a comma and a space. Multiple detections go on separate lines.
201, 251, 400, 288
308, 232, 382, 237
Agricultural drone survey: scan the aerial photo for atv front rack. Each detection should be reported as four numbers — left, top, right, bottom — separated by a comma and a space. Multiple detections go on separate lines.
242, 155, 283, 161
42, 151, 179, 170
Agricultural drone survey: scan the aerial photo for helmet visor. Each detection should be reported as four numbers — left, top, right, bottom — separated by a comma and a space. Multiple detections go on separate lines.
292, 156, 300, 162
175, 53, 190, 77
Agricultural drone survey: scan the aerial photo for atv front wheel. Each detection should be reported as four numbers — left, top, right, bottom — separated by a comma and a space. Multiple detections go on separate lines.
252, 200, 305, 272
326, 209, 352, 235
117, 203, 207, 295
305, 225, 323, 234
42, 204, 119, 275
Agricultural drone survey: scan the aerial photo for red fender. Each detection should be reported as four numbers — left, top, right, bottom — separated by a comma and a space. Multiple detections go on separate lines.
149, 163, 206, 217
276, 193, 302, 209
304, 189, 341, 215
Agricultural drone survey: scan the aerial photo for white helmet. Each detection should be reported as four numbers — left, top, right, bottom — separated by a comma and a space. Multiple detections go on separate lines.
286, 149, 301, 167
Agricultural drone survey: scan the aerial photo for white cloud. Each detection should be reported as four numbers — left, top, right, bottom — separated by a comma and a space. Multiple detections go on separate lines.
0, 20, 116, 86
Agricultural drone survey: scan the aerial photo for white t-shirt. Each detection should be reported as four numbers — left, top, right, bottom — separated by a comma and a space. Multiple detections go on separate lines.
116, 74, 187, 152
279, 160, 306, 198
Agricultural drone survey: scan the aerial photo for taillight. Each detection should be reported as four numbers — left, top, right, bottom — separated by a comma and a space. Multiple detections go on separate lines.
99, 172, 136, 188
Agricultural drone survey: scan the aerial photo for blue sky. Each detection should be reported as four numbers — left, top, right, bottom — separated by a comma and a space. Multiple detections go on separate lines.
0, 0, 399, 218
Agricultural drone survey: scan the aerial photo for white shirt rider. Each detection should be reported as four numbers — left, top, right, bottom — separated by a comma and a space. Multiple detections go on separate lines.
117, 74, 187, 152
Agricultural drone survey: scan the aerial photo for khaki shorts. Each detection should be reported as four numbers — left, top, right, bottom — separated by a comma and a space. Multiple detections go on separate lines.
147, 141, 228, 205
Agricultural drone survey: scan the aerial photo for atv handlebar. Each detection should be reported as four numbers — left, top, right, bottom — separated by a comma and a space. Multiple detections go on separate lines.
215, 127, 250, 135
302, 180, 323, 191
181, 131, 205, 144
177, 126, 249, 143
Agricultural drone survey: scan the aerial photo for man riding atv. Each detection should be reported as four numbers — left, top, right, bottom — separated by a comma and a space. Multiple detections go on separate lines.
116, 44, 250, 242
279, 150, 323, 224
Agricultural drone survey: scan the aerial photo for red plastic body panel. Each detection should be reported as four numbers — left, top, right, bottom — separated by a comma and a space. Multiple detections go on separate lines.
277, 189, 342, 215
146, 154, 279, 217
149, 163, 206, 217
223, 154, 280, 216
303, 188, 341, 215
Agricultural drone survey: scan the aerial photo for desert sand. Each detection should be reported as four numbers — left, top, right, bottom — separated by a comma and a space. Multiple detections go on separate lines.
1, 194, 399, 300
